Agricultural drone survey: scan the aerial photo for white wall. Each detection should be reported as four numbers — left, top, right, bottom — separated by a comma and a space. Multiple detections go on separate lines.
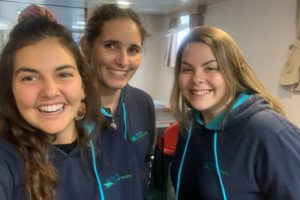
204, 0, 300, 126
131, 0, 300, 127
130, 14, 175, 104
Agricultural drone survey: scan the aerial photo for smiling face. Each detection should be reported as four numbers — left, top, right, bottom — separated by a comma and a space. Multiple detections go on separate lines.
89, 18, 142, 93
12, 37, 85, 144
178, 42, 226, 123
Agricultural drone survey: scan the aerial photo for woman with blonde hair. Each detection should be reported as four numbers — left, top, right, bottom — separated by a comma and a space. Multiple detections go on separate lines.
170, 26, 300, 200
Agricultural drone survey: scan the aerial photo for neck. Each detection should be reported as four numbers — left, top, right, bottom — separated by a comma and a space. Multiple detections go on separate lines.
52, 123, 78, 145
202, 98, 233, 124
100, 86, 122, 114
201, 105, 226, 124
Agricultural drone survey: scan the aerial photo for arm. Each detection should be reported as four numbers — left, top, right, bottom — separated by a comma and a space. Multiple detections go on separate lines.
142, 98, 156, 194
255, 125, 300, 200
0, 141, 23, 200
0, 161, 13, 200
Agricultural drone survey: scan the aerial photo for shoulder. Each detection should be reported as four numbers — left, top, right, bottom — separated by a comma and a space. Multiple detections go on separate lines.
227, 95, 292, 133
124, 85, 153, 103
247, 107, 298, 136
0, 139, 21, 163
232, 105, 300, 156
0, 139, 23, 172
226, 94, 300, 143
242, 110, 300, 198
123, 85, 154, 112
0, 140, 24, 199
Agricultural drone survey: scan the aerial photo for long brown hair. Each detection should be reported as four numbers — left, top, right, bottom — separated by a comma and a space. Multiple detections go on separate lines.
0, 17, 102, 200
170, 26, 285, 125
85, 3, 149, 46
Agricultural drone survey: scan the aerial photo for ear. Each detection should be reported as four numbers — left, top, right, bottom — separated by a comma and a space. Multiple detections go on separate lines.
81, 86, 86, 100
80, 35, 91, 58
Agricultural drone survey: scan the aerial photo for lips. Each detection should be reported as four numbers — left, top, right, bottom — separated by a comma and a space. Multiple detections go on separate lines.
191, 89, 211, 96
108, 68, 127, 76
38, 104, 64, 113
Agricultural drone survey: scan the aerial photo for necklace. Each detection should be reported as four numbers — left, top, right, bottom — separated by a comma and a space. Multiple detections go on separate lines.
100, 89, 128, 140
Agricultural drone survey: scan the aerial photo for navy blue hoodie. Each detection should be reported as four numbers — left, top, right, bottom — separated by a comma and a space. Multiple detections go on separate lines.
99, 85, 155, 198
0, 85, 155, 200
171, 95, 300, 200
0, 126, 143, 200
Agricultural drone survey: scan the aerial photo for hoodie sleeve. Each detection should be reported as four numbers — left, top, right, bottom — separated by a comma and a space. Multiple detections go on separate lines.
0, 141, 23, 200
142, 95, 156, 195
0, 160, 14, 200
255, 123, 300, 200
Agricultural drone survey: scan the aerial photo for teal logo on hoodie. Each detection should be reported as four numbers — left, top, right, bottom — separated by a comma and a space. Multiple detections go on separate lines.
130, 131, 148, 142
104, 173, 132, 189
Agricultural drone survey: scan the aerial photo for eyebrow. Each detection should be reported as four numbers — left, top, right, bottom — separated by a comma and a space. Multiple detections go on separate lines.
103, 39, 119, 44
14, 65, 77, 76
14, 67, 37, 75
202, 60, 217, 66
181, 59, 217, 67
56, 65, 77, 71
104, 39, 142, 49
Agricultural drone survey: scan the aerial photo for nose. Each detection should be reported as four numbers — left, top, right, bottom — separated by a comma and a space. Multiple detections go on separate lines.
40, 79, 60, 98
192, 69, 205, 83
115, 49, 130, 67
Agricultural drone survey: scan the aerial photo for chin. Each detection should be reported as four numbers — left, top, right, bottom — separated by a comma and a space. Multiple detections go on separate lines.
39, 126, 62, 134
109, 82, 127, 90
192, 104, 211, 112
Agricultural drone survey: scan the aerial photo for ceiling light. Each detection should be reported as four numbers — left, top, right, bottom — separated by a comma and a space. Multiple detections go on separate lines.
77, 21, 86, 25
117, 1, 131, 7
72, 25, 85, 30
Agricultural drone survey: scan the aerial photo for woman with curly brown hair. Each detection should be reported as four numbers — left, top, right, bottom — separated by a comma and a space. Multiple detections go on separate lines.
0, 3, 152, 198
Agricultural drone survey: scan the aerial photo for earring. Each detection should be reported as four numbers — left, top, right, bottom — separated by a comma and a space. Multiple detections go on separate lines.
75, 102, 86, 121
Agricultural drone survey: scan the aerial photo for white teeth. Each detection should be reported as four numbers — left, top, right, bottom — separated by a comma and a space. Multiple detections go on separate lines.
192, 90, 210, 96
109, 69, 126, 75
38, 104, 64, 113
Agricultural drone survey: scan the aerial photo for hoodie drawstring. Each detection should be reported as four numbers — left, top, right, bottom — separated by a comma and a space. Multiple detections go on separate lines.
175, 123, 227, 200
175, 120, 193, 200
175, 93, 252, 199
89, 140, 106, 200
213, 132, 227, 200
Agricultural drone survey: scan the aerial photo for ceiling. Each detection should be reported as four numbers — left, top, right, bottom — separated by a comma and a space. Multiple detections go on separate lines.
0, 0, 223, 33
0, 0, 223, 15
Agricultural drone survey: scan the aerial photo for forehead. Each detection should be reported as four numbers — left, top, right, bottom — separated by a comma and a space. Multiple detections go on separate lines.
182, 42, 216, 63
14, 37, 76, 71
99, 18, 142, 45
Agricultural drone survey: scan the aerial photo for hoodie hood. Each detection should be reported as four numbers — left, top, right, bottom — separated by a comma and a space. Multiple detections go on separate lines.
223, 95, 270, 131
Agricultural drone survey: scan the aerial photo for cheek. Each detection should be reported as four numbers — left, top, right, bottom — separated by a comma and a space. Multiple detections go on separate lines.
178, 74, 189, 90
13, 83, 29, 105
95, 65, 105, 79
13, 87, 37, 114
214, 76, 226, 91
130, 56, 141, 69
67, 81, 85, 100
91, 47, 109, 65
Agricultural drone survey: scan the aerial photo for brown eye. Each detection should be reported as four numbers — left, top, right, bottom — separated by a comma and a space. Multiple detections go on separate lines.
104, 43, 115, 49
128, 46, 141, 55
58, 72, 72, 78
180, 66, 192, 73
21, 75, 36, 81
204, 65, 219, 72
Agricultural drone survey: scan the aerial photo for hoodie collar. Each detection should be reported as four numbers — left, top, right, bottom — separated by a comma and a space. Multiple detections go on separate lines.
193, 93, 252, 131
